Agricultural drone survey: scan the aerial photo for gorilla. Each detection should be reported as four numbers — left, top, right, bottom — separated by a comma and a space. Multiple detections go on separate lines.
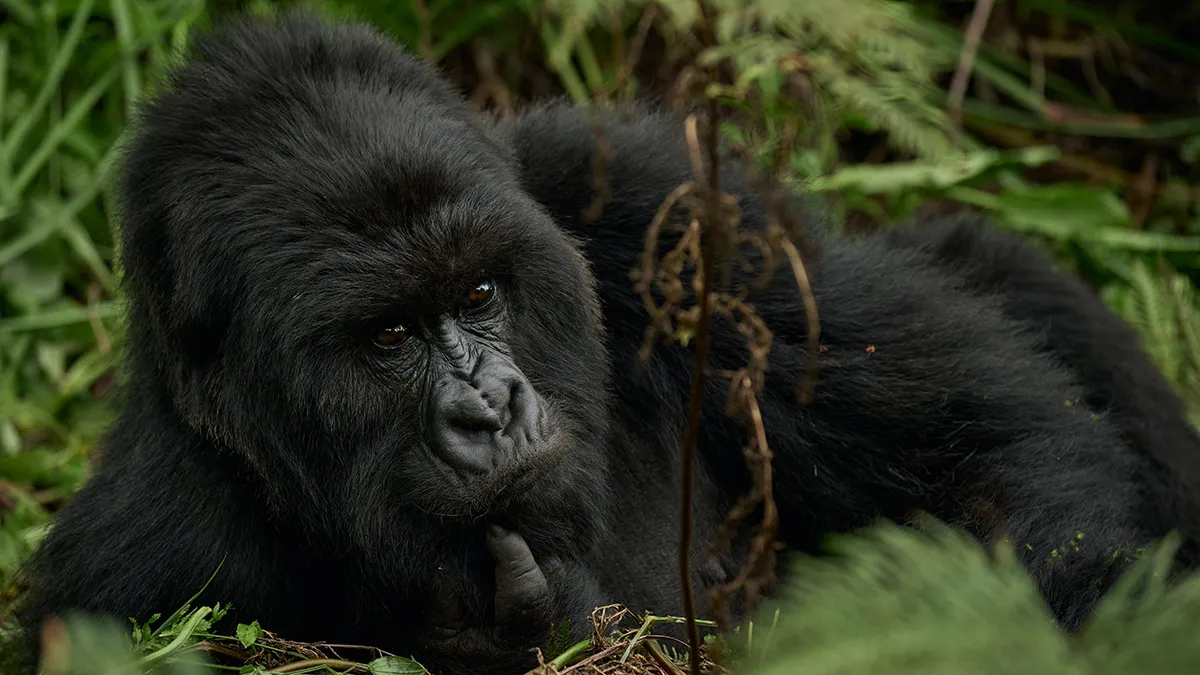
17, 11, 1200, 675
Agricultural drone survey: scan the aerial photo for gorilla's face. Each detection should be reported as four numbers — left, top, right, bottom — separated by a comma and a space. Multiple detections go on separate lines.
117, 30, 613, 556
255, 168, 605, 521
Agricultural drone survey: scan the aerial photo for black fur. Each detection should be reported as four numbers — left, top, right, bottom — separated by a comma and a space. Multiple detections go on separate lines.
887, 218, 1200, 564
17, 12, 1200, 674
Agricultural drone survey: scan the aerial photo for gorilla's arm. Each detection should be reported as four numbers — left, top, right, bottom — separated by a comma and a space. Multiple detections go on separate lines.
15, 387, 338, 663
503, 103, 1159, 626
890, 216, 1200, 560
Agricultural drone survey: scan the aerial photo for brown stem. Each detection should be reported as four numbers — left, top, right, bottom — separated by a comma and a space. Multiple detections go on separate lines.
777, 233, 820, 404
678, 105, 720, 675
269, 658, 365, 673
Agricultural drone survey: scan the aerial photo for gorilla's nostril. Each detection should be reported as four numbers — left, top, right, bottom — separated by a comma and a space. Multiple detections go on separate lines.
442, 387, 503, 432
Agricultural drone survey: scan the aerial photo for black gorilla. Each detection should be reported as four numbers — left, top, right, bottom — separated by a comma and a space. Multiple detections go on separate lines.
18, 12, 1200, 674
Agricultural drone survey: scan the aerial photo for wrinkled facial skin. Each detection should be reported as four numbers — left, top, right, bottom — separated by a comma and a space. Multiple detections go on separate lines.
361, 273, 571, 518
115, 18, 613, 577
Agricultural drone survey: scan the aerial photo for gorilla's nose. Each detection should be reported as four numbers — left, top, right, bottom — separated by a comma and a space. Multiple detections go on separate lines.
443, 384, 505, 433
430, 372, 516, 474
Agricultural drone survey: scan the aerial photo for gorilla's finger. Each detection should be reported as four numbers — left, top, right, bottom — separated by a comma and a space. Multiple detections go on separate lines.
424, 577, 468, 639
485, 525, 552, 642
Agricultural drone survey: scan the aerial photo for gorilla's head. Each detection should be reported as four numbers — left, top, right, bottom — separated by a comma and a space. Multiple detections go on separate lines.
116, 13, 612, 576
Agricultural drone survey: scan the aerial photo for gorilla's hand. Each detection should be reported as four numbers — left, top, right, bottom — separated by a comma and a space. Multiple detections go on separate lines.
420, 525, 564, 670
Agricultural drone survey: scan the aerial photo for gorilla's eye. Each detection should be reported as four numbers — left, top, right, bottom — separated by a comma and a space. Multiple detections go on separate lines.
464, 279, 496, 310
372, 324, 409, 349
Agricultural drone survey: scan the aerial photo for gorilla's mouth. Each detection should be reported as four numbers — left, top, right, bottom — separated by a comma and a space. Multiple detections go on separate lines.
422, 400, 577, 519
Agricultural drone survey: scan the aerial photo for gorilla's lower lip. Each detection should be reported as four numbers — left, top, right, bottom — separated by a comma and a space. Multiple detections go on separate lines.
432, 430, 498, 475
428, 426, 573, 514
433, 427, 556, 478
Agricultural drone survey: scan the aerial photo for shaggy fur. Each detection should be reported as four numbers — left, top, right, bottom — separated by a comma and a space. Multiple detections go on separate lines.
17, 12, 1200, 674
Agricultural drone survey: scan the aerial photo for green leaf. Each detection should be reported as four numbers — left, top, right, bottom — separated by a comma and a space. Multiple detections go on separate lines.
10, 65, 120, 197
0, 301, 121, 333
997, 184, 1131, 232
0, 140, 120, 268
992, 185, 1200, 251
0, 422, 20, 454
58, 347, 114, 398
804, 147, 1059, 195
0, 447, 79, 485
236, 621, 263, 649
368, 655, 429, 675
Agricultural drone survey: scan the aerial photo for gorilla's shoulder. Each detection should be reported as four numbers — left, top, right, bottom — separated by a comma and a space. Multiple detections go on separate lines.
497, 101, 831, 236
501, 101, 686, 159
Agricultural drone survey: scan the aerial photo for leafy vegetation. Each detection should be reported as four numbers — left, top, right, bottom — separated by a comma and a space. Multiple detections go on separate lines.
741, 524, 1200, 675
1, 0, 1199, 672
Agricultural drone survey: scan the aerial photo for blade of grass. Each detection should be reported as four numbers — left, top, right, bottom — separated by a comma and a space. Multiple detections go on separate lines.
0, 335, 32, 394
0, 0, 38, 25
916, 24, 1046, 114
0, 303, 121, 333
574, 34, 605, 94
110, 0, 141, 116
0, 141, 118, 268
917, 21, 1094, 108
2, 0, 96, 160
11, 66, 120, 196
58, 347, 115, 397
959, 99, 1200, 139
138, 607, 212, 665
61, 218, 117, 293
0, 36, 10, 190
145, 560, 226, 643
45, 0, 64, 199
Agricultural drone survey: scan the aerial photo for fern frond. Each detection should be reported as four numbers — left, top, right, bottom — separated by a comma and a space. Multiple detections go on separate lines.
540, 0, 960, 161
1101, 259, 1200, 428
810, 54, 959, 160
